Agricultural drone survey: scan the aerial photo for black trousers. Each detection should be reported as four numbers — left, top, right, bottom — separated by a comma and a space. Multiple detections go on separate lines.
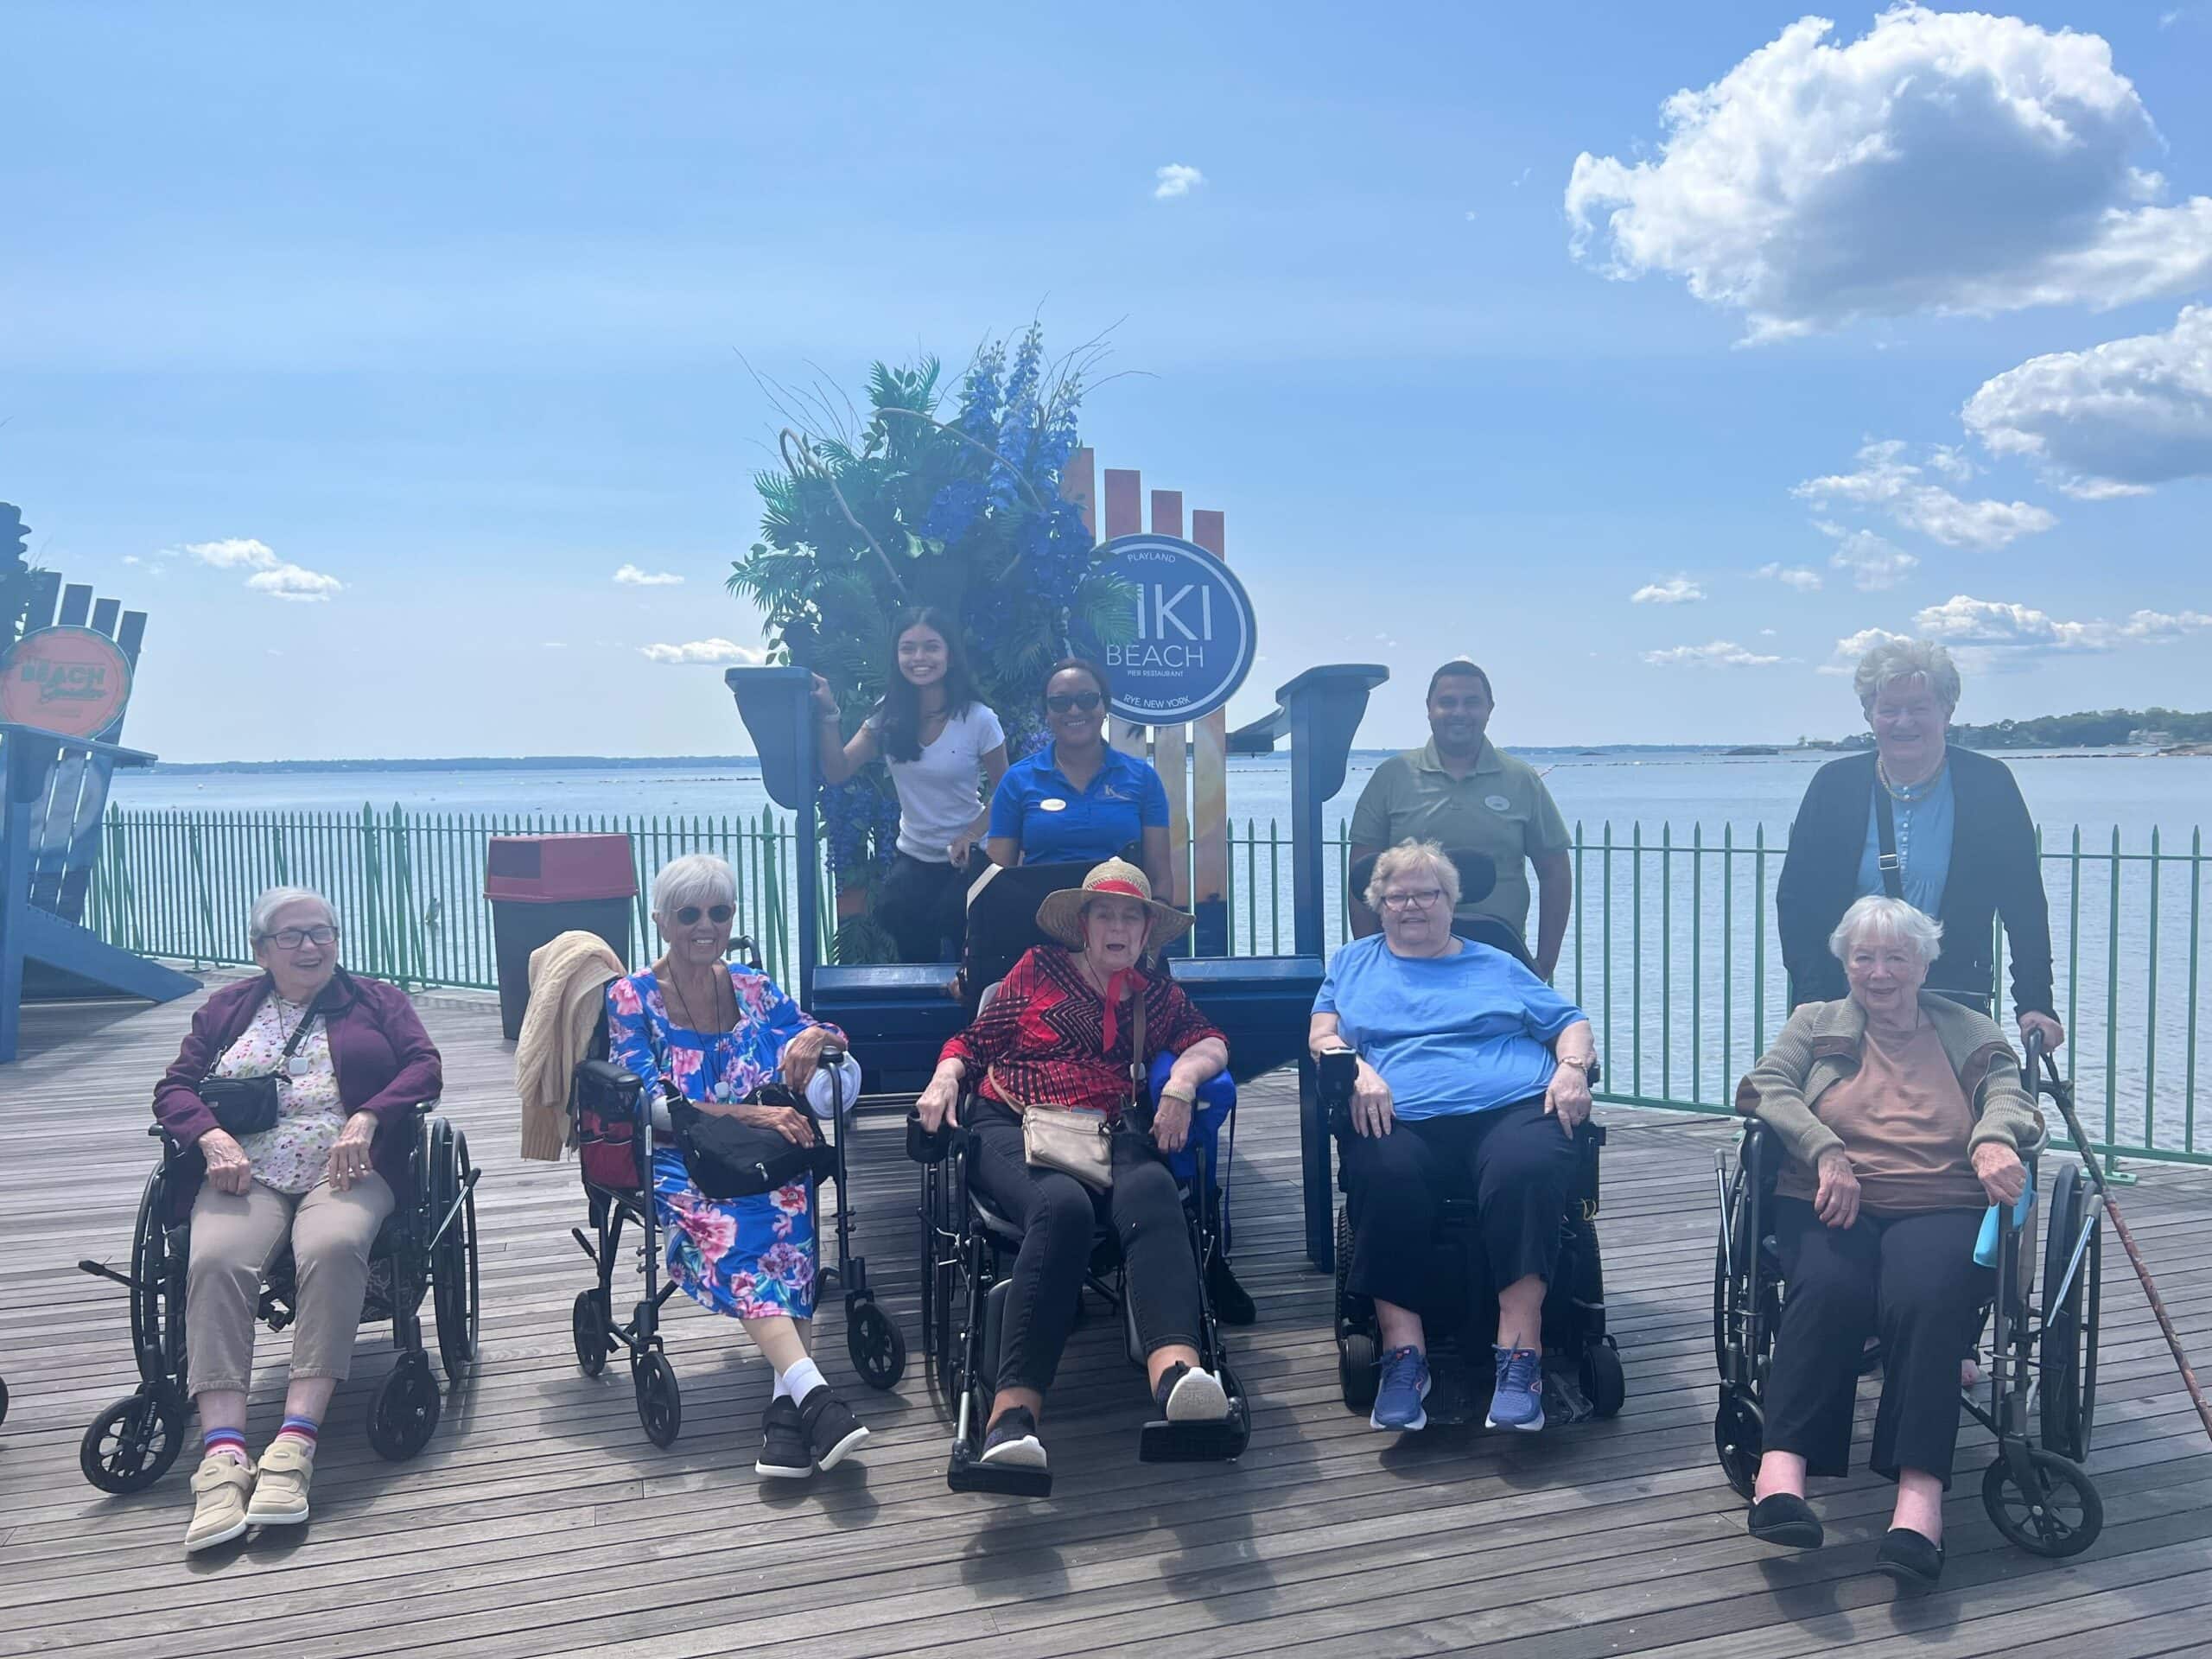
964, 1099, 1202, 1396
1765, 1199, 1990, 1484
1339, 1098, 1578, 1318
874, 851, 969, 963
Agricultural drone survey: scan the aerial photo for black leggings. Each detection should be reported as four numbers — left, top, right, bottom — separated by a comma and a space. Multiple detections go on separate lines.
964, 1099, 1202, 1397
874, 851, 969, 963
1339, 1098, 1578, 1316
1765, 1199, 1991, 1484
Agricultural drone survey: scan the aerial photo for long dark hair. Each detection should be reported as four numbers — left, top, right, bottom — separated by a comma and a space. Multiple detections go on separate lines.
875, 607, 976, 763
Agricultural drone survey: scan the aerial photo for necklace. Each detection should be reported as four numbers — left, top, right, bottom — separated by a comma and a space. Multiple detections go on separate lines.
1878, 753, 1947, 802
662, 963, 729, 1033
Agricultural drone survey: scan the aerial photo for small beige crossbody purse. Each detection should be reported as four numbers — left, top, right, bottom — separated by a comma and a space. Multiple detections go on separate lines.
993, 993, 1143, 1193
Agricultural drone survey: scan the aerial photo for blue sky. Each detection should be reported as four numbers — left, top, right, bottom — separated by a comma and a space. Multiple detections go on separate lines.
5, 2, 2209, 762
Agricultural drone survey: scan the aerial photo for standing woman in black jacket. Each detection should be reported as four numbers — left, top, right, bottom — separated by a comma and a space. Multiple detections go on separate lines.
1776, 639, 2065, 1053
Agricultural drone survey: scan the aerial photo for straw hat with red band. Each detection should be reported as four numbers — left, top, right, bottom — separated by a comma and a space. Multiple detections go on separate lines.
1034, 858, 1194, 954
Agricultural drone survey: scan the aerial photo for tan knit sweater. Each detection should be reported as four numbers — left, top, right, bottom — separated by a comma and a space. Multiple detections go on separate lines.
513, 930, 626, 1161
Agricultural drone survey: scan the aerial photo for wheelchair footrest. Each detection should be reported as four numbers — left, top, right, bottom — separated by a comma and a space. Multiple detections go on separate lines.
1138, 1412, 1249, 1464
947, 1444, 1052, 1497
1419, 1357, 1484, 1428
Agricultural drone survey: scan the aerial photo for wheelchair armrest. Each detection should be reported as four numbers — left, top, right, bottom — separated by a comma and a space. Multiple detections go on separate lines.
906, 1111, 954, 1165
576, 1058, 645, 1098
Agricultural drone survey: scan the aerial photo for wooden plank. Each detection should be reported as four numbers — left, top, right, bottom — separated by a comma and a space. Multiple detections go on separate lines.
1148, 490, 1189, 907
1101, 468, 1145, 760
1189, 509, 1231, 954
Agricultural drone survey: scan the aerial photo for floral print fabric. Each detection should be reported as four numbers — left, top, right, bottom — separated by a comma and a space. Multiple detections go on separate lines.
212, 994, 346, 1196
606, 965, 834, 1320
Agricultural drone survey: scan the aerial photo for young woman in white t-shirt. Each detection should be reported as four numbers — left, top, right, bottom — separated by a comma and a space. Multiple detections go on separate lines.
813, 607, 1009, 962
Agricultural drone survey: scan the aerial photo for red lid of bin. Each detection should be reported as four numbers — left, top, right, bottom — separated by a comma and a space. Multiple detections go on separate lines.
484, 834, 639, 903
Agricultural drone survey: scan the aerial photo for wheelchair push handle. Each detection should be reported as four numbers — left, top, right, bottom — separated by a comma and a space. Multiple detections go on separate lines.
1317, 1048, 1357, 1136
906, 1111, 953, 1165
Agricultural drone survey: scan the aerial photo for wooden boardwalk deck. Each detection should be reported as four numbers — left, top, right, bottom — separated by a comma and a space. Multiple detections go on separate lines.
3, 978, 2210, 1657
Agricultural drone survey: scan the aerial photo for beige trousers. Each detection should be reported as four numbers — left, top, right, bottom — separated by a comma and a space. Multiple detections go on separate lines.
185, 1174, 395, 1395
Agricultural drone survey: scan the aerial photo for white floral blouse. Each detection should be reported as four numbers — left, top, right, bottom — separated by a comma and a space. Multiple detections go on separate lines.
209, 994, 346, 1196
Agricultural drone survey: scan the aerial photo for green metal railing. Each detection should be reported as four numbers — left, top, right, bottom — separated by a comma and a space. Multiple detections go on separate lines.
81, 805, 2207, 1167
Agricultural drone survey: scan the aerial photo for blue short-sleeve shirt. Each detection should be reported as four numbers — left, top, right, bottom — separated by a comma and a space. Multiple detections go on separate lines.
988, 743, 1171, 867
1314, 933, 1587, 1121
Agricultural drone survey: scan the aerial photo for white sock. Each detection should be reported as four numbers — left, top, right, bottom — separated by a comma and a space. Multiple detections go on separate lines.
775, 1357, 827, 1402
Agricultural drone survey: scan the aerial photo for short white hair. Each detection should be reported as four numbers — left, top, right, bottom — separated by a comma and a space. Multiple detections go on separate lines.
1364, 839, 1461, 914
1854, 638, 1962, 714
1829, 894, 1943, 967
650, 854, 737, 922
250, 886, 337, 944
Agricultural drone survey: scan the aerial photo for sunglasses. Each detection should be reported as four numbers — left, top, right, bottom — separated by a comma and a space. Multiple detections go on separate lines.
1046, 690, 1103, 714
673, 904, 735, 926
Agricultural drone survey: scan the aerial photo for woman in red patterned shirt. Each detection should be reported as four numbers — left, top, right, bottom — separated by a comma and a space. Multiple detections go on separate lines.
915, 859, 1230, 1473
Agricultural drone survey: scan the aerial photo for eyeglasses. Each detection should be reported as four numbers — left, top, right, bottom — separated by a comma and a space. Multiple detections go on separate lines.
673, 904, 735, 926
1046, 690, 1103, 714
264, 925, 338, 950
1379, 889, 1446, 912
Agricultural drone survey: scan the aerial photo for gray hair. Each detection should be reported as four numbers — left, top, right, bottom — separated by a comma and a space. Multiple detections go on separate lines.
650, 853, 738, 923
1828, 894, 1943, 967
1364, 839, 1462, 915
1854, 638, 1962, 714
250, 886, 338, 944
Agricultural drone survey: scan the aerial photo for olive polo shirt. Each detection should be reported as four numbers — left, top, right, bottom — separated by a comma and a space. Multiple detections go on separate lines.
1349, 739, 1570, 937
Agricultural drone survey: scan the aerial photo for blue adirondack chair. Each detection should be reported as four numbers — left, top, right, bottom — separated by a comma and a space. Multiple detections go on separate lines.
0, 569, 196, 1061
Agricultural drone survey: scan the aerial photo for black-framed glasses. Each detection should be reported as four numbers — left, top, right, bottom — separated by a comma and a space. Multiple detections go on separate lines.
673, 904, 736, 926
1046, 690, 1103, 714
264, 925, 339, 950
1379, 889, 1446, 912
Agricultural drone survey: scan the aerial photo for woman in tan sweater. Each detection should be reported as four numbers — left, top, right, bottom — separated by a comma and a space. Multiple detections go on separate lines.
1734, 894, 2042, 1587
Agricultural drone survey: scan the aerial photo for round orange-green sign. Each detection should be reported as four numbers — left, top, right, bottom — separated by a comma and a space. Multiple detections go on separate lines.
0, 626, 134, 739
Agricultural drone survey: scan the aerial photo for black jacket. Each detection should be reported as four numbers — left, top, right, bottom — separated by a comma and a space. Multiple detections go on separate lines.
1776, 747, 2055, 1018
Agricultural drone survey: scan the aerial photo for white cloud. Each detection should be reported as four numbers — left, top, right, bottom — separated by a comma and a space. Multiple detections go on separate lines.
542, 640, 569, 650
1642, 639, 1783, 668
639, 638, 769, 666
613, 563, 684, 587
185, 537, 277, 569
245, 563, 343, 602
1630, 575, 1704, 605
2120, 607, 2212, 641
1755, 562, 1824, 592
121, 555, 141, 566
1825, 599, 2211, 673
1821, 625, 1915, 674
1961, 305, 2212, 498
1793, 441, 2056, 549
1154, 163, 1204, 200
1565, 8, 2212, 340
1926, 445, 1977, 483
1818, 525, 1920, 592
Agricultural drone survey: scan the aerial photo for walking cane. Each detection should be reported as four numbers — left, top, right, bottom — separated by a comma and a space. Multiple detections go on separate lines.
2027, 1031, 2212, 1446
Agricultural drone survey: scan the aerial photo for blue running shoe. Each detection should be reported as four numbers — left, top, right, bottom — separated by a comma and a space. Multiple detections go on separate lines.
1370, 1345, 1430, 1431
1486, 1345, 1545, 1431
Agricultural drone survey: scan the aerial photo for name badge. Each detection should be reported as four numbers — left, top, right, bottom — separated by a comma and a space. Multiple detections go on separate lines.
1039, 798, 1068, 812
1484, 794, 1512, 812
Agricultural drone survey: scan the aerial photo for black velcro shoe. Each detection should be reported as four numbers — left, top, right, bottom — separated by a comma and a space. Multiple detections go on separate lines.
1207, 1254, 1257, 1325
794, 1385, 869, 1471
1746, 1493, 1824, 1549
1875, 1527, 1944, 1588
755, 1395, 811, 1479
980, 1406, 1047, 1469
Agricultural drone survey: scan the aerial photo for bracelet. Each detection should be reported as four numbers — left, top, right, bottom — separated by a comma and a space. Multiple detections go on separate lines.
1557, 1054, 1594, 1071
1160, 1087, 1196, 1106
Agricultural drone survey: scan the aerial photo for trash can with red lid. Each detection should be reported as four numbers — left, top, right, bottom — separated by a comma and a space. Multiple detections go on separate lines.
485, 834, 638, 1039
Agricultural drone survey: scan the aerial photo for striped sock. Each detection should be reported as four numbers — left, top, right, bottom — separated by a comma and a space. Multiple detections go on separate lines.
274, 1414, 320, 1448
203, 1427, 249, 1465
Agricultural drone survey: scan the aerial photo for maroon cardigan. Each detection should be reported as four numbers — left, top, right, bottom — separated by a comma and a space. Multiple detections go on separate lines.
154, 970, 444, 1213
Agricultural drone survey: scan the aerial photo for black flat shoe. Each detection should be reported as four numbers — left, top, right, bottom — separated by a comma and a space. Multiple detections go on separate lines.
1746, 1493, 1824, 1549
1875, 1527, 1944, 1588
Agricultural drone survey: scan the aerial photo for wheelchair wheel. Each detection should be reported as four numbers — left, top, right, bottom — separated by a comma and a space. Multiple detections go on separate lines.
80, 1387, 187, 1494
130, 1171, 181, 1370
1713, 1390, 1764, 1501
367, 1351, 442, 1461
1339, 1333, 1379, 1414
1580, 1339, 1625, 1419
1332, 1205, 1355, 1335
572, 1288, 612, 1377
1711, 1235, 1729, 1379
1982, 1447, 2101, 1558
2039, 1163, 2099, 1462
430, 1124, 480, 1389
849, 1299, 906, 1390
0, 1373, 8, 1428
633, 1351, 681, 1447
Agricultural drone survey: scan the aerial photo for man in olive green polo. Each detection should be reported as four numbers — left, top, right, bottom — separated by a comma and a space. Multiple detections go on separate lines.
1348, 659, 1573, 978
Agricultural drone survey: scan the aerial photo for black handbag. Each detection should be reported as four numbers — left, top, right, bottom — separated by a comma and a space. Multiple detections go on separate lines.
665, 1082, 835, 1200
199, 997, 322, 1135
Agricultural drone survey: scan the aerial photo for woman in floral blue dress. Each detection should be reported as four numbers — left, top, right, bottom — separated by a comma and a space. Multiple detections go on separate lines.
607, 854, 870, 1480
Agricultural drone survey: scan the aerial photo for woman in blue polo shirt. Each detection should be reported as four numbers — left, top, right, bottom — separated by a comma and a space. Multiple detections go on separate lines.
986, 658, 1172, 896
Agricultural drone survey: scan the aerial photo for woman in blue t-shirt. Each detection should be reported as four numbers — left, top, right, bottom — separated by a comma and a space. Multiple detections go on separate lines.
1310, 839, 1598, 1438
984, 658, 1172, 897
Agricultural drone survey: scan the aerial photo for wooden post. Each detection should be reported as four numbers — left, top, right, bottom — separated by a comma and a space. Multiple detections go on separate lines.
1102, 469, 1147, 760
1149, 489, 1188, 907
1190, 509, 1231, 957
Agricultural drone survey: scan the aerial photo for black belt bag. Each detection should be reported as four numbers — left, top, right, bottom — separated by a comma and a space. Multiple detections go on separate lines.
669, 1082, 834, 1199
199, 1002, 322, 1135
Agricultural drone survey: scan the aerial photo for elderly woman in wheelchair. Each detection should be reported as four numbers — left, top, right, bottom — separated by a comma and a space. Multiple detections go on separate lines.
1731, 894, 2046, 1586
135, 887, 454, 1552
1313, 839, 1602, 1434
912, 858, 1236, 1485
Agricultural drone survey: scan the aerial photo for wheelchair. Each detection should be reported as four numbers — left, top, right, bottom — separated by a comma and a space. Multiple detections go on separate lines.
908, 1051, 1249, 1497
1711, 1031, 2105, 1556
75, 1102, 480, 1493
564, 949, 905, 1448
1320, 1050, 1626, 1426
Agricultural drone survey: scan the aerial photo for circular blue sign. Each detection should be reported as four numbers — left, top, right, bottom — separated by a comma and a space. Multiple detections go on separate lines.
1090, 534, 1258, 725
